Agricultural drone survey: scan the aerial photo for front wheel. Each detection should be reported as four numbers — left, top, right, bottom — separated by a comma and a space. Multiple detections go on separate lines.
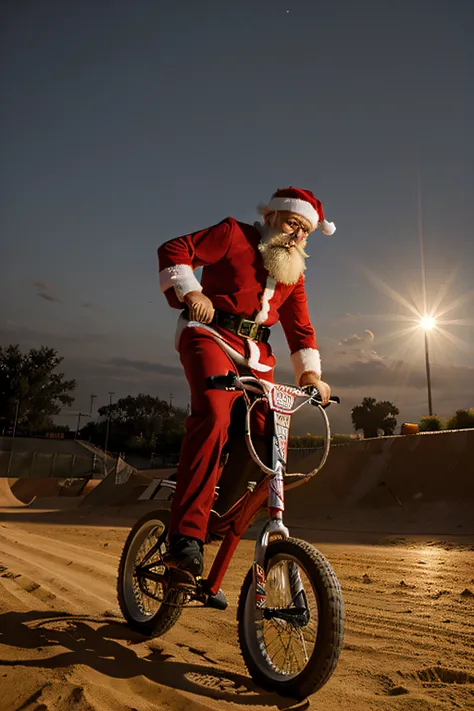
237, 538, 344, 699
117, 505, 183, 637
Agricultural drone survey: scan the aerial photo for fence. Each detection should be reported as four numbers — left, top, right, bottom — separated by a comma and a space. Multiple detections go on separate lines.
0, 450, 100, 478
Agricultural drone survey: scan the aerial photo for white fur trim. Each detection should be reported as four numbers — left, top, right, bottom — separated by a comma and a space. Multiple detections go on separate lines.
174, 314, 272, 372
247, 339, 261, 369
255, 276, 276, 324
159, 264, 202, 301
319, 219, 336, 236
266, 197, 319, 229
291, 348, 322, 383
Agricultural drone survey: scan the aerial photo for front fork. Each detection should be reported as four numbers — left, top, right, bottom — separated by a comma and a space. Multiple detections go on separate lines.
253, 517, 289, 608
252, 432, 305, 609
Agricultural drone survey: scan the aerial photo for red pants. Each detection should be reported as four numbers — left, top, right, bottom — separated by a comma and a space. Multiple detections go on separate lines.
169, 327, 273, 540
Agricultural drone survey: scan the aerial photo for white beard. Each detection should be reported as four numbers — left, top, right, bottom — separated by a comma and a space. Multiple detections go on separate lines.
257, 225, 308, 285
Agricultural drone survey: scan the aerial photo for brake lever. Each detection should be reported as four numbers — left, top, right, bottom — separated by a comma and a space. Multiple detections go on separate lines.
301, 385, 340, 407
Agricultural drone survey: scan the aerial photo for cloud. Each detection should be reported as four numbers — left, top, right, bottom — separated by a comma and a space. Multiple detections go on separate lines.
339, 330, 374, 347
324, 358, 474, 392
52, 355, 189, 421
104, 357, 183, 377
0, 323, 102, 348
36, 292, 62, 303
31, 281, 54, 291
30, 280, 62, 303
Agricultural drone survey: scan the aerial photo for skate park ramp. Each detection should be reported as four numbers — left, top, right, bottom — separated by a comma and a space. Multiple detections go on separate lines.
76, 431, 474, 537
0, 437, 104, 507
79, 460, 173, 509
0, 477, 102, 508
0, 478, 36, 507
285, 429, 474, 535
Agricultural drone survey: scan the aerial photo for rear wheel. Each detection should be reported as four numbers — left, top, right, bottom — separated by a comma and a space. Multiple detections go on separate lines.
237, 538, 344, 699
117, 506, 183, 637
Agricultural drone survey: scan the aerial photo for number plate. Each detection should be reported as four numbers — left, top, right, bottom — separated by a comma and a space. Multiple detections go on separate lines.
271, 384, 296, 412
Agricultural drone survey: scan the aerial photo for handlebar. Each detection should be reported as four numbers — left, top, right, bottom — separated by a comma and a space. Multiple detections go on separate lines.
207, 371, 340, 485
207, 372, 340, 407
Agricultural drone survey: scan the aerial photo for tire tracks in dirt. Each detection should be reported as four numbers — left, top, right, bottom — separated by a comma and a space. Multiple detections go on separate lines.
0, 523, 279, 711
1, 522, 473, 710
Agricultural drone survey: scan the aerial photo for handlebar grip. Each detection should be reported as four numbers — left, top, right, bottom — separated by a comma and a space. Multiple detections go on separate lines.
206, 371, 239, 391
315, 396, 340, 409
301, 385, 341, 406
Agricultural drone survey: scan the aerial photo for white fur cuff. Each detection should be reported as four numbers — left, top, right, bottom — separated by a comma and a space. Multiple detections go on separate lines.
291, 348, 322, 383
159, 264, 202, 301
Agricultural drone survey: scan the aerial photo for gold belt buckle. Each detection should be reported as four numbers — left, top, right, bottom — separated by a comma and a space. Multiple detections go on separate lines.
237, 318, 260, 340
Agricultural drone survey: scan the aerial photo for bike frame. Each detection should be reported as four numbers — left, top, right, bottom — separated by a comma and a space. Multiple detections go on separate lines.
154, 374, 335, 599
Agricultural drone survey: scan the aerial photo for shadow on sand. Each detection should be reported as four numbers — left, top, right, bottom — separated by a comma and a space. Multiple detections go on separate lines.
0, 609, 309, 709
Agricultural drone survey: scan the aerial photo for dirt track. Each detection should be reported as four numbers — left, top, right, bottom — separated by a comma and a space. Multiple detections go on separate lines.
1, 509, 473, 711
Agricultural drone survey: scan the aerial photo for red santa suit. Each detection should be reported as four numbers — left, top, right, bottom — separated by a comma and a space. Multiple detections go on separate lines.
158, 188, 335, 541
159, 217, 321, 378
158, 218, 321, 539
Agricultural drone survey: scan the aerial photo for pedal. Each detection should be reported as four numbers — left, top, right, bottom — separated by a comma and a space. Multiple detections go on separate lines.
204, 588, 228, 611
167, 568, 198, 590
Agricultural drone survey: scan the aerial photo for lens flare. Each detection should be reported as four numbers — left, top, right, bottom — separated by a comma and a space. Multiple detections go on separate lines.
348, 262, 473, 368
420, 315, 436, 331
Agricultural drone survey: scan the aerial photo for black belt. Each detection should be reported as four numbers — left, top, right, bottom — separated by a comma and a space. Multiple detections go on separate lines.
182, 307, 271, 343
213, 310, 270, 344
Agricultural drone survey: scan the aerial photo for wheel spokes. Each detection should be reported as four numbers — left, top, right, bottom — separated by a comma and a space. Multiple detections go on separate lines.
259, 557, 319, 677
131, 530, 167, 616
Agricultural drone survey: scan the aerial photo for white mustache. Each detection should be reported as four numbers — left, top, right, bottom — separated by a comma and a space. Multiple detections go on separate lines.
259, 226, 309, 257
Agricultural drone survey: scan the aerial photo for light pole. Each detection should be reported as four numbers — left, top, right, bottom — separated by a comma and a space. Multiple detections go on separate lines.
89, 393, 97, 416
420, 315, 436, 416
103, 391, 115, 456
75, 412, 89, 439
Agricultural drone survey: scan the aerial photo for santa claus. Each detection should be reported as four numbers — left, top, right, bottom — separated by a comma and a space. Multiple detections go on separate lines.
157, 186, 336, 578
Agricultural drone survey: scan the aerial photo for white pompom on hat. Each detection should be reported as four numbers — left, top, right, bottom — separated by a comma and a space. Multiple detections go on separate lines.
261, 186, 336, 235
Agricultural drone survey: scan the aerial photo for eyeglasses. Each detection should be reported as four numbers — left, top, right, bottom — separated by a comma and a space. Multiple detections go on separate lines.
284, 218, 311, 236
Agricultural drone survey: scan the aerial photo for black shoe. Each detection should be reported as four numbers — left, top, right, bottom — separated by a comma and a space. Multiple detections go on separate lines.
165, 535, 204, 578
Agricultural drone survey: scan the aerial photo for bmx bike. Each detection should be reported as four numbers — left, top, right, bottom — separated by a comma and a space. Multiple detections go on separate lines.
117, 371, 344, 699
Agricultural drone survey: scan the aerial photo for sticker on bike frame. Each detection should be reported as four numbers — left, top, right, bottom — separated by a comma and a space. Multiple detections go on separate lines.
271, 384, 296, 412
269, 474, 284, 509
275, 412, 291, 460
254, 562, 267, 608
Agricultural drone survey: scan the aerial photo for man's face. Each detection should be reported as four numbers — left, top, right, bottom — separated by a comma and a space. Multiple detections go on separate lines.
258, 211, 313, 285
272, 211, 314, 248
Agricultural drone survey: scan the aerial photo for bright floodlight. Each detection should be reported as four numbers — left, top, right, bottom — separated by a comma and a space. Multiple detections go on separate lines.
420, 315, 436, 330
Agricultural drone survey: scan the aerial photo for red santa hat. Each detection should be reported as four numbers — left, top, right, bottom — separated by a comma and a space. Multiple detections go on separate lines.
262, 186, 336, 235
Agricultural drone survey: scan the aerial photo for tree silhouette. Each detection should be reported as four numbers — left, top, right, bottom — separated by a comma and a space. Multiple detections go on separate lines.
82, 393, 187, 454
446, 409, 474, 430
351, 397, 399, 438
419, 415, 443, 431
0, 344, 76, 432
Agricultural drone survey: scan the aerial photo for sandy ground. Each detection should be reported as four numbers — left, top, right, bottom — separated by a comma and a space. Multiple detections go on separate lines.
0, 504, 473, 711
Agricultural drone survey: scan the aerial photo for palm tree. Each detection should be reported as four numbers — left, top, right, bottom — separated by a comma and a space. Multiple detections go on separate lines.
351, 397, 399, 439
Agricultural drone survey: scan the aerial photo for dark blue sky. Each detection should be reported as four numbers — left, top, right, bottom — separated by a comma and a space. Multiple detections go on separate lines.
1, 0, 473, 432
